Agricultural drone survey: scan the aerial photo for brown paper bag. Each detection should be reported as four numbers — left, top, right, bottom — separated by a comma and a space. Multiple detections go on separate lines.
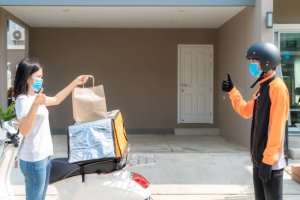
72, 77, 107, 123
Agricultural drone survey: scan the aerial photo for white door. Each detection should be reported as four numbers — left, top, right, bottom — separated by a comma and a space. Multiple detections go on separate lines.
178, 45, 213, 123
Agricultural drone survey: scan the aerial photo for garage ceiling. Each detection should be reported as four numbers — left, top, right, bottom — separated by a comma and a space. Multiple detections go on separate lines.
3, 6, 246, 28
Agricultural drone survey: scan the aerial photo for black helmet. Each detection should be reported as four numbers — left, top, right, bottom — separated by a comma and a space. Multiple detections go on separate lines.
246, 42, 281, 72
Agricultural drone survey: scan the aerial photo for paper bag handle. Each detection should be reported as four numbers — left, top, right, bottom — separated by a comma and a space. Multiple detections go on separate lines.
82, 76, 95, 88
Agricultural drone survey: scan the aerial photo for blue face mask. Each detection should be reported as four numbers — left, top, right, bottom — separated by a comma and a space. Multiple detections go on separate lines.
249, 63, 262, 78
32, 78, 43, 92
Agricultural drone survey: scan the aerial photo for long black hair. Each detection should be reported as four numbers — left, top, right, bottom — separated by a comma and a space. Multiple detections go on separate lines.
13, 57, 42, 98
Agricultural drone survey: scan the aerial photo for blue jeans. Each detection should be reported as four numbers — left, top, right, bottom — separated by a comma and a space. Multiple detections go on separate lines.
20, 157, 52, 200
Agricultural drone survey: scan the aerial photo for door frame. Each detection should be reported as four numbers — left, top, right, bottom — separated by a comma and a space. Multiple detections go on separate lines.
177, 44, 214, 124
274, 24, 300, 134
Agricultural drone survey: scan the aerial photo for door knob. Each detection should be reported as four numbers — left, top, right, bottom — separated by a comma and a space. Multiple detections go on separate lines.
182, 84, 188, 87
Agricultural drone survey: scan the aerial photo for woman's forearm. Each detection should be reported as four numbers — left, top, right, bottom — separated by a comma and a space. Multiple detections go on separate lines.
46, 75, 91, 106
51, 80, 78, 105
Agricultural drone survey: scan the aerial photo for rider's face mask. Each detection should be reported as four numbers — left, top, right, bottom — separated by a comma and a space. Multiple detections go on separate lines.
249, 62, 262, 78
32, 78, 43, 93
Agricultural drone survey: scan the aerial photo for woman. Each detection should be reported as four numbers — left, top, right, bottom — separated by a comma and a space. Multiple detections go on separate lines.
14, 57, 91, 200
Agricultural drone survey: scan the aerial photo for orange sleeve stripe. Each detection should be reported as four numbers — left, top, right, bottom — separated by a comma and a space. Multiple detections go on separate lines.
262, 80, 289, 165
228, 87, 256, 119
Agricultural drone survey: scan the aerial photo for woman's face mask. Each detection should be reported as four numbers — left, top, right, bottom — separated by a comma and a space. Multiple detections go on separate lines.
249, 62, 262, 78
32, 78, 43, 92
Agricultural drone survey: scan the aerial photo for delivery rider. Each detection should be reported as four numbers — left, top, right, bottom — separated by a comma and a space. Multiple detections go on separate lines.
222, 42, 289, 200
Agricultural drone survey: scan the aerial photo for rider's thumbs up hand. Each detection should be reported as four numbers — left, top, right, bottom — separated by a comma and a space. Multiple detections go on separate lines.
34, 88, 46, 106
222, 73, 234, 92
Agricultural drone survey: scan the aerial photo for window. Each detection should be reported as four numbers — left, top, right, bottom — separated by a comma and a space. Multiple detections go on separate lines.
6, 20, 26, 106
279, 32, 300, 133
7, 20, 25, 50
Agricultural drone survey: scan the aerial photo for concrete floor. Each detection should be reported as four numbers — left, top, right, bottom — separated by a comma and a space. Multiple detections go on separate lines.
9, 134, 300, 199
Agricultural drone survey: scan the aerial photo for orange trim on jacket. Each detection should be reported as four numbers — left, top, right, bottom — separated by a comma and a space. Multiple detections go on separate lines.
228, 87, 257, 119
263, 77, 289, 165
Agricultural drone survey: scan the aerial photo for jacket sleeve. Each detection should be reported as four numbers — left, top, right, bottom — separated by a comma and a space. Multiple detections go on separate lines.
228, 87, 256, 119
262, 85, 289, 165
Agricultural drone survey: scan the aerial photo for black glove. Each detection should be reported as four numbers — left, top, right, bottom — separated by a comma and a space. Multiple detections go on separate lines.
222, 73, 234, 92
259, 163, 272, 183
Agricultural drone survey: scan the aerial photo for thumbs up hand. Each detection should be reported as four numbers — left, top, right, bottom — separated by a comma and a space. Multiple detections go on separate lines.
222, 73, 234, 92
34, 88, 46, 106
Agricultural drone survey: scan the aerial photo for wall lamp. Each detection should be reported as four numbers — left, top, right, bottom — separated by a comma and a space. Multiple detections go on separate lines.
265, 12, 273, 29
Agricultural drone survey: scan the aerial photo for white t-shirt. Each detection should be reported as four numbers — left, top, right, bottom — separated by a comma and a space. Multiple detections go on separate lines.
15, 94, 53, 162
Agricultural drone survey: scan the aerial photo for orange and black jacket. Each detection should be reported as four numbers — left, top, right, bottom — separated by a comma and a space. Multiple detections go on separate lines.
229, 72, 289, 169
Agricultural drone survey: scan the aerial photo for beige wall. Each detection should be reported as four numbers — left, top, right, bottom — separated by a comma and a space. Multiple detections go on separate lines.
29, 28, 218, 133
274, 0, 300, 23
217, 0, 274, 147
